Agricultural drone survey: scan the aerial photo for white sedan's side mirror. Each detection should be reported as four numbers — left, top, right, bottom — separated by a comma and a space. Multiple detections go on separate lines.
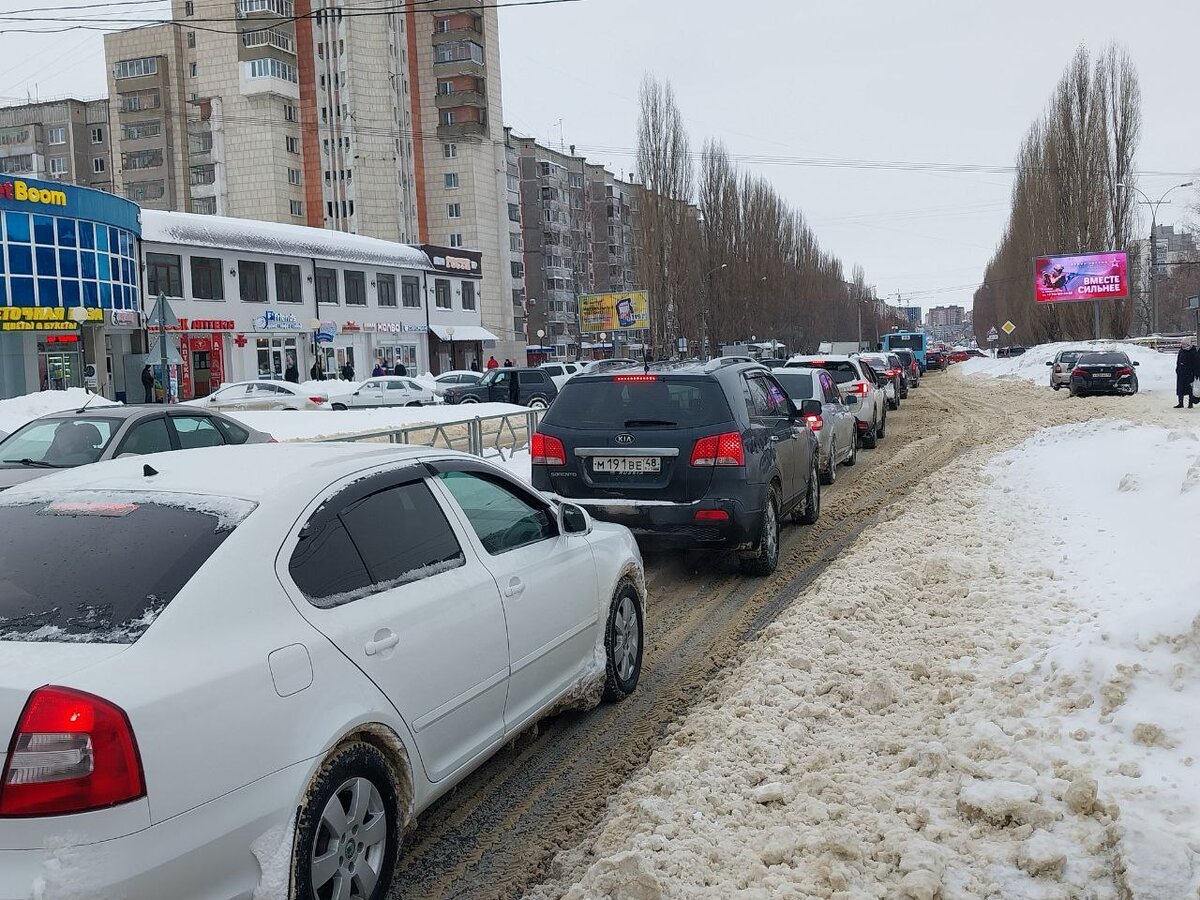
560, 502, 592, 535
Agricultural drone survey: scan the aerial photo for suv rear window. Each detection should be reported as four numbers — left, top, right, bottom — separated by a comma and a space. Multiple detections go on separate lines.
0, 493, 254, 643
792, 360, 858, 384
544, 377, 732, 429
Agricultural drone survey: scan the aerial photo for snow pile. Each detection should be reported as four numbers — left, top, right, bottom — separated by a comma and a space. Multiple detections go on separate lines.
0, 389, 119, 436
527, 415, 1200, 899
230, 402, 528, 442
962, 341, 1176, 393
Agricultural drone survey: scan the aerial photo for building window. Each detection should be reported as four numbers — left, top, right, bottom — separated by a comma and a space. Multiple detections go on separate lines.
461, 281, 476, 311
449, 233, 463, 248
238, 260, 268, 302
47, 126, 67, 146
434, 40, 483, 65
440, 110, 455, 127
434, 17, 451, 33
192, 196, 217, 215
447, 203, 461, 219
287, 167, 301, 185
186, 31, 196, 48
122, 119, 161, 140
184, 0, 194, 14
92, 157, 106, 174
236, 0, 294, 15
118, 89, 160, 112
191, 257, 225, 300
434, 279, 452, 310
444, 172, 459, 189
189, 132, 212, 154
189, 164, 215, 186
509, 233, 521, 252
511, 261, 524, 279
285, 136, 300, 154
242, 26, 294, 52
507, 202, 520, 223
344, 270, 366, 306
443, 142, 457, 159
125, 180, 165, 202
283, 103, 297, 122
248, 57, 297, 82
146, 252, 182, 298
315, 267, 338, 305
49, 157, 68, 176
377, 273, 397, 307
90, 126, 104, 144
288, 199, 303, 217
189, 62, 198, 77
437, 79, 454, 95
401, 275, 421, 308
113, 57, 158, 79
270, 263, 301, 303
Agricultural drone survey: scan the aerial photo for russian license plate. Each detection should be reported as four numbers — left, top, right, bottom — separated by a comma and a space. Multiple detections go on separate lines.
1092, 372, 1111, 378
592, 456, 661, 474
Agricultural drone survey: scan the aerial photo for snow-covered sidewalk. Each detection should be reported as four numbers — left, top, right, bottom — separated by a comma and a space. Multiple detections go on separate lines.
527, 380, 1200, 899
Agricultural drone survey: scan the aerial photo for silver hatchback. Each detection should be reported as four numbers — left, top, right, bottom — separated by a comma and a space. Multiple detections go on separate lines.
1047, 349, 1084, 390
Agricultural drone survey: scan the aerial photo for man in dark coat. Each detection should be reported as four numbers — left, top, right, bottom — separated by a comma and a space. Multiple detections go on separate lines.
1176, 338, 1199, 408
140, 365, 155, 403
284, 356, 300, 383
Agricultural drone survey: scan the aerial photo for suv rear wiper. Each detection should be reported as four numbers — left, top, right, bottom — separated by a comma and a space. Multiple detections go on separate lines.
623, 419, 677, 427
2, 458, 65, 468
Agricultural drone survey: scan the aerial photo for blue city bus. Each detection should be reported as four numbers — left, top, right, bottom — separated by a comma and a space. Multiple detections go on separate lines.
882, 331, 928, 370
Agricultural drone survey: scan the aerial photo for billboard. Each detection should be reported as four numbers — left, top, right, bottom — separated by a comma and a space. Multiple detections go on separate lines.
1034, 251, 1129, 304
580, 291, 649, 332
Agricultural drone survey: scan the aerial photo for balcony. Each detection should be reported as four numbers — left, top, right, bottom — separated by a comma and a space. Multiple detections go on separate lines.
432, 40, 485, 76
432, 26, 483, 46
435, 90, 485, 110
437, 121, 486, 139
237, 0, 293, 17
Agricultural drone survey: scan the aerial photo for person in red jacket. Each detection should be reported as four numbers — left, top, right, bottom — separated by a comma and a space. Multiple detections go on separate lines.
486, 355, 499, 370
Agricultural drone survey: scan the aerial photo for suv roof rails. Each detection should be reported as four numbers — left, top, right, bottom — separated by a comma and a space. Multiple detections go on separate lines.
703, 357, 765, 373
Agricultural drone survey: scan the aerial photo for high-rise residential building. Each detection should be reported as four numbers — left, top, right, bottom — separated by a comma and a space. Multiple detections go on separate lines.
897, 305, 922, 327
507, 132, 642, 359
0, 99, 114, 193
103, 0, 519, 366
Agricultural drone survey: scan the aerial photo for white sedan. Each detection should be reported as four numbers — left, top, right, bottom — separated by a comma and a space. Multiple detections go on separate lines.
189, 379, 331, 411
329, 376, 437, 410
426, 370, 483, 397
0, 443, 645, 900
539, 361, 582, 390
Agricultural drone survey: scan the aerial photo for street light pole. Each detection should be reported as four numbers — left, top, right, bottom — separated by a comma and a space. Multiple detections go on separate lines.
1118, 181, 1193, 335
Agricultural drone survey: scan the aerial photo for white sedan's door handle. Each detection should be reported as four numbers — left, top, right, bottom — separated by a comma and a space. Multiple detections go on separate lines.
364, 631, 399, 656
504, 578, 526, 599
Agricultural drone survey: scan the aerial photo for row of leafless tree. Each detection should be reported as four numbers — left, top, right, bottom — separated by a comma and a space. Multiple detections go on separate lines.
633, 76, 899, 357
973, 45, 1142, 342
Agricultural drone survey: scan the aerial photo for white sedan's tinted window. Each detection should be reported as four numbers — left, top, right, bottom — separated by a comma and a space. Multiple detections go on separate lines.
439, 471, 556, 555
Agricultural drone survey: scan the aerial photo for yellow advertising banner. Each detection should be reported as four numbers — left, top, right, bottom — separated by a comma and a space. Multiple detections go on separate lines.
0, 307, 103, 332
579, 291, 649, 333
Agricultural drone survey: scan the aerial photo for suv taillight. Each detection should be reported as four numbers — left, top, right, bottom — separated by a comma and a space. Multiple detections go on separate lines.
531, 432, 566, 466
803, 414, 823, 432
851, 381, 871, 395
690, 432, 745, 467
0, 686, 145, 818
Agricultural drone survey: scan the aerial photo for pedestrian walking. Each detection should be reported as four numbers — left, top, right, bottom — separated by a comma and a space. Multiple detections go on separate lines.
372, 361, 385, 377
503, 358, 513, 368
1175, 338, 1199, 409
310, 360, 325, 381
341, 361, 355, 382
140, 365, 155, 404
470, 360, 481, 372
393, 360, 406, 377
284, 357, 300, 383
486, 355, 499, 370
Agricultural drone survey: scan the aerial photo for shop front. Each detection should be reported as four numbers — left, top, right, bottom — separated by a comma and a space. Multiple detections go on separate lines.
173, 318, 233, 399
369, 322, 429, 375
0, 176, 141, 400
239, 310, 307, 383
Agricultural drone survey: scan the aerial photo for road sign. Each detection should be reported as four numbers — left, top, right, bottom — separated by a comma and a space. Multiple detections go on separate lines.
146, 293, 179, 329
1001, 321, 1016, 336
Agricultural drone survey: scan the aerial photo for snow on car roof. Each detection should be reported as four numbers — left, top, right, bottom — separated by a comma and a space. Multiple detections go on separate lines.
0, 443, 447, 503
141, 209, 433, 271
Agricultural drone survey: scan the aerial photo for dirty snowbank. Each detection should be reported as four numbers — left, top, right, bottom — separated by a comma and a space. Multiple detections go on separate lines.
0, 388, 119, 436
526, 416, 1199, 900
962, 341, 1175, 393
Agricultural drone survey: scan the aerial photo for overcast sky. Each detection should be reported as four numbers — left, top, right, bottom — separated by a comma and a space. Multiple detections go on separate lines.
3, 0, 1197, 315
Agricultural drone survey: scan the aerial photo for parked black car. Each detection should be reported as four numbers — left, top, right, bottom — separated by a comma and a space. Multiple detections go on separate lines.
530, 359, 821, 575
1068, 351, 1140, 397
441, 367, 558, 409
925, 350, 948, 370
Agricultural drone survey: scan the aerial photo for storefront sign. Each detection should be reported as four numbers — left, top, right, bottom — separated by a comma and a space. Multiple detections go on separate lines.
189, 318, 235, 331
109, 309, 142, 329
403, 324, 429, 334
0, 178, 67, 208
1, 307, 102, 331
315, 321, 336, 344
421, 244, 483, 276
341, 321, 363, 333
252, 311, 303, 331
179, 333, 192, 401
373, 322, 407, 334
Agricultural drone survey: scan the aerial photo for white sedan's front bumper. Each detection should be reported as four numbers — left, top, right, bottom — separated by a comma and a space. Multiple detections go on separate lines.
0, 761, 308, 900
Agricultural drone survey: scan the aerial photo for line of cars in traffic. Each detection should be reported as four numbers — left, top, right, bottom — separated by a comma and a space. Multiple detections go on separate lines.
0, 347, 930, 900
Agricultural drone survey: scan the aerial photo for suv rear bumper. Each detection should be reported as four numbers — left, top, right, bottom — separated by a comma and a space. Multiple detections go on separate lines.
560, 494, 761, 550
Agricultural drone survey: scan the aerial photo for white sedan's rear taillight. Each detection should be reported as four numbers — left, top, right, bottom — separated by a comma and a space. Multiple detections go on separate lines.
0, 686, 145, 818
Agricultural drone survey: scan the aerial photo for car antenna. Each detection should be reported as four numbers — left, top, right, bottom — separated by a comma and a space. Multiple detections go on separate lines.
143, 463, 158, 477
76, 389, 102, 414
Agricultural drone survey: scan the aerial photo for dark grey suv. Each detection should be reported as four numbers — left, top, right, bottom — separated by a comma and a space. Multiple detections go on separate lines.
441, 367, 558, 409
530, 360, 821, 575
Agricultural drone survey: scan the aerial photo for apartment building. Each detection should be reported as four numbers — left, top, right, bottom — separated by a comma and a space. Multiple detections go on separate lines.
0, 99, 113, 193
102, 0, 518, 362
